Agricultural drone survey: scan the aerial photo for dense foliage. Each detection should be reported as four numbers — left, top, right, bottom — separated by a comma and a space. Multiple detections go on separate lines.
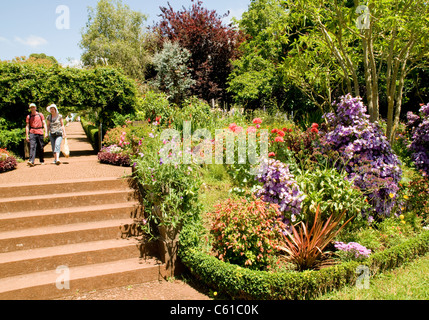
0, 61, 139, 131
155, 0, 244, 102
318, 95, 402, 219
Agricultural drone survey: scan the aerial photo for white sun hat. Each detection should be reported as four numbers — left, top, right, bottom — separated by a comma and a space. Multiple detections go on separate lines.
47, 104, 58, 113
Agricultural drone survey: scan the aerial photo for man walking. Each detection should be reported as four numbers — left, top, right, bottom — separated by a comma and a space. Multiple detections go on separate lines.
25, 103, 48, 167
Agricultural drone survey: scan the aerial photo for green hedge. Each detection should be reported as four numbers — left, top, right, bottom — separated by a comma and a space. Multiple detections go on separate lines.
80, 118, 99, 151
179, 224, 429, 300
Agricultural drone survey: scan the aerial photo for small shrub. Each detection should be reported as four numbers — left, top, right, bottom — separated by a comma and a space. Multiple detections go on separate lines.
209, 196, 286, 271
407, 103, 429, 176
334, 241, 372, 262
280, 206, 352, 271
0, 148, 17, 173
97, 145, 131, 167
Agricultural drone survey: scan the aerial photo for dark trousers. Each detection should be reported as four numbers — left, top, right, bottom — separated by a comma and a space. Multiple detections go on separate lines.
29, 133, 45, 164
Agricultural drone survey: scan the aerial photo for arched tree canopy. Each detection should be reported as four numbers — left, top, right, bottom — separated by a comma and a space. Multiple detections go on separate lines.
0, 60, 138, 129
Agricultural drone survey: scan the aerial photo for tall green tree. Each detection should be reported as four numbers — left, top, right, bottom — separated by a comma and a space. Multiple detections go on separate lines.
231, 0, 429, 142
79, 0, 154, 82
153, 41, 196, 105
283, 0, 429, 142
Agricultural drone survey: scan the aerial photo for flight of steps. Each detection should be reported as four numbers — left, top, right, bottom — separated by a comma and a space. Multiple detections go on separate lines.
0, 177, 167, 300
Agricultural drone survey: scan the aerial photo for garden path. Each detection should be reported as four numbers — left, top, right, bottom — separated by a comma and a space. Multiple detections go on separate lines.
0, 121, 210, 300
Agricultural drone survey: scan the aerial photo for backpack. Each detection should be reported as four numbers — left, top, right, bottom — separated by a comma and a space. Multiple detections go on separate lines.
28, 112, 43, 130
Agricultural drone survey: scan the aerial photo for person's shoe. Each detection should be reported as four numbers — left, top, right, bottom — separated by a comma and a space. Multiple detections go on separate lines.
56, 160, 61, 165
40, 162, 46, 166
52, 161, 57, 164
27, 161, 35, 167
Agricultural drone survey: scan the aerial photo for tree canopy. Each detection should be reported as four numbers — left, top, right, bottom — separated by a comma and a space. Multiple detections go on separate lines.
80, 0, 155, 82
154, 0, 244, 103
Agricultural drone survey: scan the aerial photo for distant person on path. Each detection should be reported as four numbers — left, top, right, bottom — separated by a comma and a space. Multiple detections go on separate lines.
46, 104, 67, 165
25, 103, 48, 167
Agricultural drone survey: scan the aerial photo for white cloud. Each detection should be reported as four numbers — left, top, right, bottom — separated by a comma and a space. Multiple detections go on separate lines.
62, 59, 83, 68
0, 36, 10, 43
14, 35, 48, 48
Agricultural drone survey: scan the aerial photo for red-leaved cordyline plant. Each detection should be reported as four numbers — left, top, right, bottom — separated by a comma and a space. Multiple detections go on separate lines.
279, 206, 353, 271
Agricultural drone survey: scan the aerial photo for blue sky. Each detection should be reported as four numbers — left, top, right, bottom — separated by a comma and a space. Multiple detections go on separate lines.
0, 0, 250, 66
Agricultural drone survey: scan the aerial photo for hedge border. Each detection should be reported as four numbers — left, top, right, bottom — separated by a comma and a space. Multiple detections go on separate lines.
179, 226, 429, 300
80, 118, 99, 151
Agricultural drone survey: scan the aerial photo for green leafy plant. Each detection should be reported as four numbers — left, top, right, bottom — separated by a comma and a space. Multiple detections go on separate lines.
280, 206, 353, 271
209, 196, 286, 271
296, 166, 370, 228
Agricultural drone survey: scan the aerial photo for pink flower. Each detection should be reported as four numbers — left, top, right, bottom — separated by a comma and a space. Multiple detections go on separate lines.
229, 123, 238, 131
268, 152, 276, 157
247, 126, 257, 134
256, 124, 261, 129
277, 130, 285, 137
274, 136, 284, 143
253, 118, 262, 124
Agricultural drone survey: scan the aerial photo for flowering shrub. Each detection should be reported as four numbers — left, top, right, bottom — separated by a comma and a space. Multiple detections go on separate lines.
334, 241, 371, 261
97, 145, 131, 167
132, 129, 202, 242
406, 103, 429, 176
209, 196, 286, 270
255, 159, 305, 224
319, 94, 402, 219
0, 148, 17, 173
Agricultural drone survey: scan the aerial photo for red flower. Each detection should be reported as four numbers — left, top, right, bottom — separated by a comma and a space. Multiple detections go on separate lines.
274, 136, 284, 143
271, 128, 278, 134
148, 119, 151, 123
253, 118, 262, 124
282, 128, 288, 132
277, 130, 285, 137
268, 152, 276, 157
311, 127, 319, 134
311, 123, 319, 129
156, 116, 162, 122
229, 123, 238, 131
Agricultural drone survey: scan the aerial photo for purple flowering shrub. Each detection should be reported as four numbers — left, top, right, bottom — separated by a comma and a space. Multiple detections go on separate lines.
334, 241, 371, 261
318, 94, 402, 219
255, 159, 305, 224
98, 144, 131, 167
406, 103, 429, 176
0, 148, 17, 173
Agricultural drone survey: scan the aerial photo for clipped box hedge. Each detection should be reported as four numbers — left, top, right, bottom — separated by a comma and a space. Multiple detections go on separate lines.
80, 118, 99, 151
178, 224, 429, 300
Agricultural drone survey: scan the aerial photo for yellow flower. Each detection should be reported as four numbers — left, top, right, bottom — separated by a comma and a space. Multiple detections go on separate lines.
213, 291, 218, 297
400, 220, 406, 224
404, 195, 409, 200
389, 193, 395, 199
399, 215, 405, 220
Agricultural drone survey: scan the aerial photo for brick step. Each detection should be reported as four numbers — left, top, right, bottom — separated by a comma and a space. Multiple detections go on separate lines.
0, 258, 167, 300
0, 202, 143, 232
0, 177, 133, 198
0, 219, 138, 253
0, 189, 137, 214
0, 239, 148, 278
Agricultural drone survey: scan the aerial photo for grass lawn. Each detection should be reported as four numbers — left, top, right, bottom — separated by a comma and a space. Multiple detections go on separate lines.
319, 252, 429, 300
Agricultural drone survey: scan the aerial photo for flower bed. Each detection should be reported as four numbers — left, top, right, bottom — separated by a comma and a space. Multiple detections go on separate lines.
0, 148, 17, 173
97, 145, 131, 167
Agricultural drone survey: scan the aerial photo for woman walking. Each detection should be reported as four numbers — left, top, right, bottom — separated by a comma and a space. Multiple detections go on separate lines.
46, 104, 67, 165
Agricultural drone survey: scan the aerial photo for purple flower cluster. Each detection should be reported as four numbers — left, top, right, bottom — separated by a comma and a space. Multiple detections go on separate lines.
334, 241, 372, 260
98, 144, 131, 167
255, 159, 305, 222
319, 94, 402, 218
0, 155, 17, 173
407, 103, 429, 176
